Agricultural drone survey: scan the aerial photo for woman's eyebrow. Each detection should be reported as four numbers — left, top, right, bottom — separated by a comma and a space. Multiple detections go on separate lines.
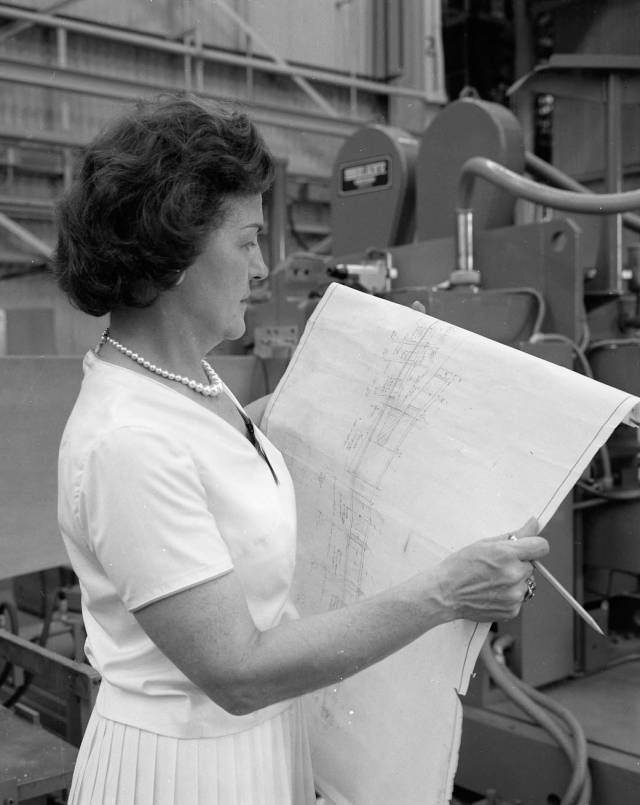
241, 222, 263, 232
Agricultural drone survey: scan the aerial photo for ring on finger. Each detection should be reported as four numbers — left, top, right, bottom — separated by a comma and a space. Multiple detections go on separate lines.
524, 576, 536, 602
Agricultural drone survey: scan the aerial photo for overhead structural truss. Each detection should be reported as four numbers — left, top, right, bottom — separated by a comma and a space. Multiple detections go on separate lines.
0, 2, 435, 140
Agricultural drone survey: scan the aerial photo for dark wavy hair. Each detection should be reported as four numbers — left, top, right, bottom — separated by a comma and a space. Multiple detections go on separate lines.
54, 94, 275, 316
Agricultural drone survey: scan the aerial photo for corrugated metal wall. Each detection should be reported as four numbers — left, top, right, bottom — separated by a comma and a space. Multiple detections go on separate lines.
0, 1, 392, 171
0, 0, 396, 354
11, 0, 377, 76
0, 33, 383, 152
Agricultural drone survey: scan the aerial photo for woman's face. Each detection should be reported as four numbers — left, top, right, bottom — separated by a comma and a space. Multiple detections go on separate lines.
182, 193, 268, 343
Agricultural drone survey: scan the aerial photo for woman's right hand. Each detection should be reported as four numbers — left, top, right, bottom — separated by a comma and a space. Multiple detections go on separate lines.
434, 517, 549, 623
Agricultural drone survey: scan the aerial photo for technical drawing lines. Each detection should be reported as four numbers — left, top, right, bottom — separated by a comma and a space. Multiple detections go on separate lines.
317, 479, 380, 609
344, 320, 464, 489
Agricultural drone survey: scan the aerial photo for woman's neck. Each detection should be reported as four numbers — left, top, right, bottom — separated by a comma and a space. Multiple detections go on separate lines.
105, 305, 219, 382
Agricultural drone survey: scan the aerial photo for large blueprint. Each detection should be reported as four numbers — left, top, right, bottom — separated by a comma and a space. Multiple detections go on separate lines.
263, 283, 640, 805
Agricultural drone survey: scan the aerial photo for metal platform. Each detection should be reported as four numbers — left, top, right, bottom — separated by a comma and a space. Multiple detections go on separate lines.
457, 661, 640, 804
0, 705, 76, 802
543, 661, 640, 759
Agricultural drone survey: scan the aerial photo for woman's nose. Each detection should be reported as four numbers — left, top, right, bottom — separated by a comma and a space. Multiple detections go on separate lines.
251, 246, 269, 281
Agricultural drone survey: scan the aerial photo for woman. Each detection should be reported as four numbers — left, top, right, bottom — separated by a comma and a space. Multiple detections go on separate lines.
55, 94, 549, 804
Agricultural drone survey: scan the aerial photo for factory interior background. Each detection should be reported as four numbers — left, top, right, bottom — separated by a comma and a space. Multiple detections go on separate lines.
1, 1, 640, 803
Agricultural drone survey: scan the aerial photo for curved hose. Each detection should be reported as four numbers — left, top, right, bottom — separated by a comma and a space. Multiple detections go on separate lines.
426, 285, 547, 339
480, 286, 547, 338
577, 480, 640, 501
459, 157, 640, 214
578, 321, 591, 354
524, 152, 640, 235
481, 639, 591, 805
529, 332, 613, 488
455, 156, 640, 277
529, 332, 593, 378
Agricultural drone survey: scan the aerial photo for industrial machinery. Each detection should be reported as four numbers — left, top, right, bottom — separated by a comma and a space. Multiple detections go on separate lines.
255, 96, 640, 804
3, 92, 640, 805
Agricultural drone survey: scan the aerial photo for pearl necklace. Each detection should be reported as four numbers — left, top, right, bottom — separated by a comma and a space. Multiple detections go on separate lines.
99, 329, 224, 397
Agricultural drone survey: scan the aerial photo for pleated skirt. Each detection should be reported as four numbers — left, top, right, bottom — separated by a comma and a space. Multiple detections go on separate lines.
68, 699, 316, 805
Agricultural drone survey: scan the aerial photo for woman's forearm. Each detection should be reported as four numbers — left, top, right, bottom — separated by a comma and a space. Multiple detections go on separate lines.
226, 568, 448, 714
136, 526, 547, 716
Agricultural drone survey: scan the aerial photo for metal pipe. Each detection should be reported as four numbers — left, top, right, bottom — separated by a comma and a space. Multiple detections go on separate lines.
603, 72, 624, 287
267, 158, 288, 271
525, 151, 640, 235
455, 208, 473, 273
0, 211, 52, 259
0, 0, 75, 43
0, 125, 90, 148
0, 57, 360, 139
193, 25, 204, 94
0, 194, 55, 212
458, 156, 640, 214
456, 156, 640, 286
0, 3, 433, 103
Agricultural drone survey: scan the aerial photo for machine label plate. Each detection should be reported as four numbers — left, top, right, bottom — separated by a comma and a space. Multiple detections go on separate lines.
339, 157, 390, 194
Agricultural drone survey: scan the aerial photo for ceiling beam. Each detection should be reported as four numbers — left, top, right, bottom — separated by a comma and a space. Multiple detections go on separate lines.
0, 2, 431, 103
0, 56, 362, 140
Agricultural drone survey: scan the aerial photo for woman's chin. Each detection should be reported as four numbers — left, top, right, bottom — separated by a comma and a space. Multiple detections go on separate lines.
223, 319, 247, 342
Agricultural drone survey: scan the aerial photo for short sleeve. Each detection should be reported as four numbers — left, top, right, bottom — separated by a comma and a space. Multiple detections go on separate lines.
78, 426, 234, 611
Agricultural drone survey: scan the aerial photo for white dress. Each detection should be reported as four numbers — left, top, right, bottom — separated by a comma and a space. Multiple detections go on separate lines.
58, 350, 316, 804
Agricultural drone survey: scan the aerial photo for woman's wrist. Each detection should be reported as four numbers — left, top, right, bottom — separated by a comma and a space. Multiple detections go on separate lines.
389, 568, 457, 633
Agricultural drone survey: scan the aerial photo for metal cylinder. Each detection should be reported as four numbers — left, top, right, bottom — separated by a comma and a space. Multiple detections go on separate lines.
455, 209, 473, 273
